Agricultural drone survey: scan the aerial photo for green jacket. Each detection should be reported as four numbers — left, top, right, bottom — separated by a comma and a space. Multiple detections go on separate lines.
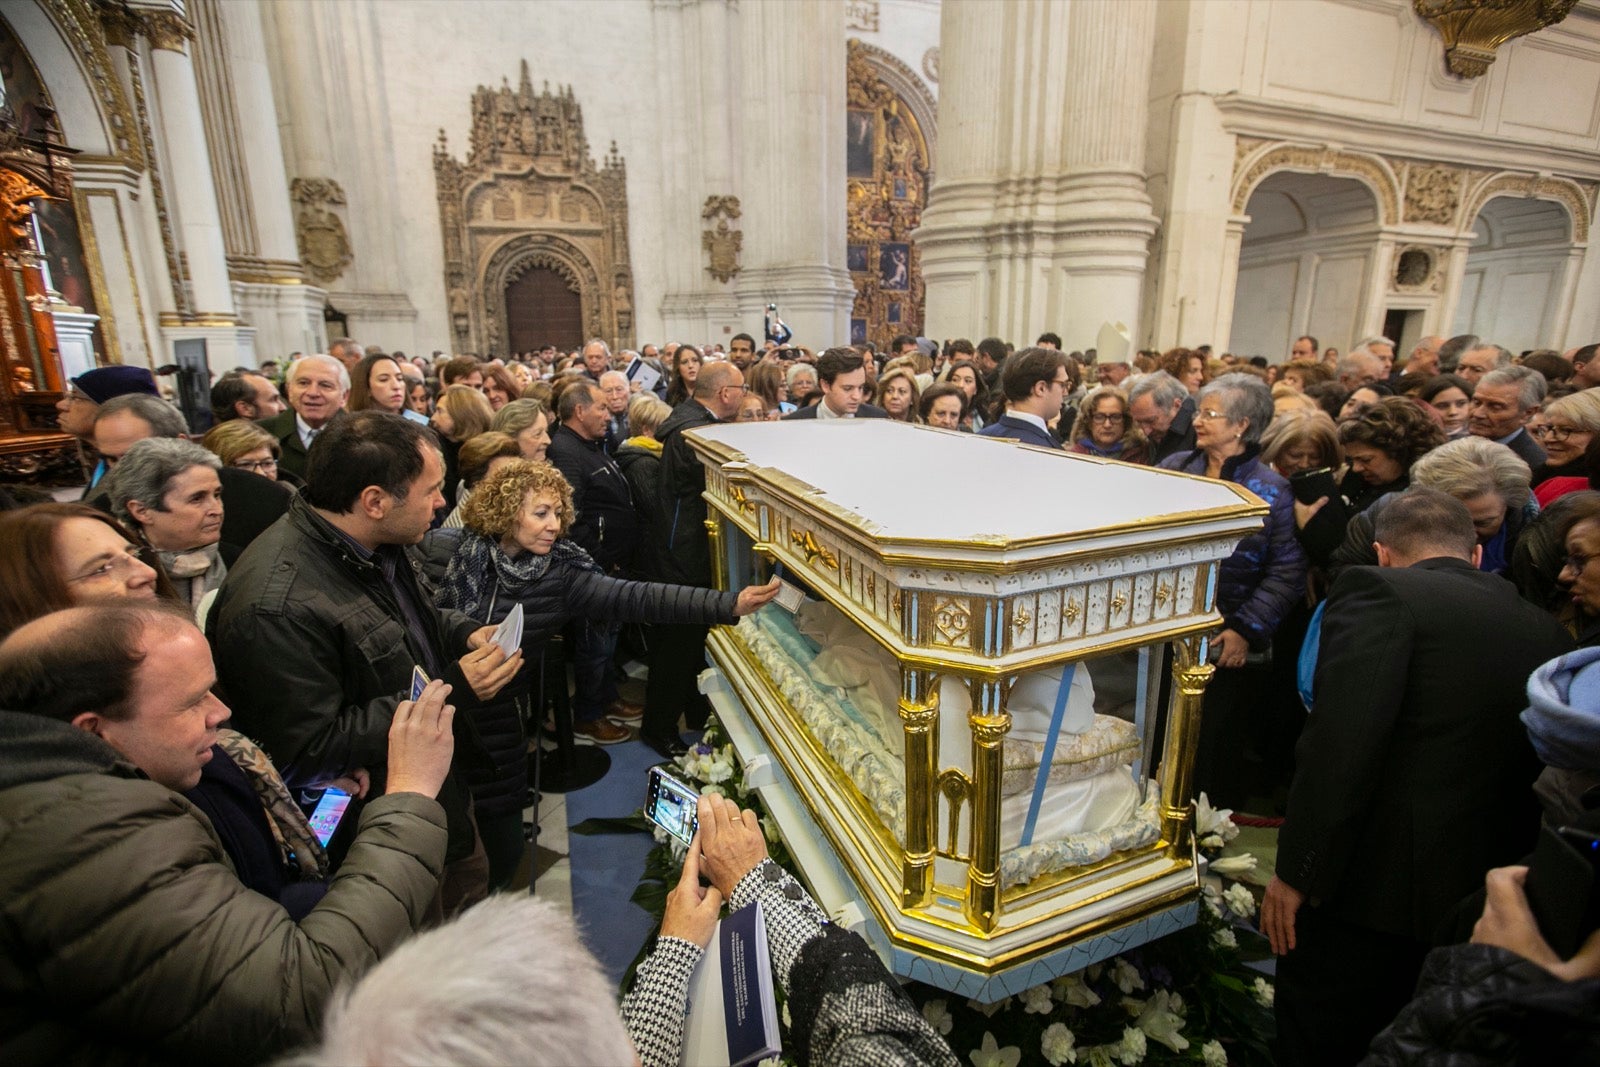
0, 711, 447, 1064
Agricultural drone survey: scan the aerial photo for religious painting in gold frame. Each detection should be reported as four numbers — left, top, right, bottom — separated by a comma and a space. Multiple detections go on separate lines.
846, 39, 929, 350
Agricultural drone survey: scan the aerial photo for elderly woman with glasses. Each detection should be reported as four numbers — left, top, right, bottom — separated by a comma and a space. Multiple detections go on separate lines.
1159, 373, 1308, 807
1532, 387, 1600, 485
201, 419, 287, 483
1067, 386, 1147, 462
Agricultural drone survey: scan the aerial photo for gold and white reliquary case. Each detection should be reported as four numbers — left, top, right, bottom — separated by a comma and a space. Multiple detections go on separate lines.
686, 421, 1266, 999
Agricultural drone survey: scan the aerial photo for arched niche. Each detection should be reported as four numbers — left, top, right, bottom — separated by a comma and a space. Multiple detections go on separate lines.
1229, 172, 1382, 359
434, 63, 633, 356
1453, 197, 1575, 351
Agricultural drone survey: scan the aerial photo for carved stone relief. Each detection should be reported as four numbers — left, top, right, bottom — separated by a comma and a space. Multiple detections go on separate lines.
1393, 246, 1445, 293
845, 0, 880, 33
289, 178, 353, 285
434, 61, 633, 353
1413, 0, 1578, 79
701, 195, 742, 284
1403, 163, 1465, 225
923, 47, 940, 85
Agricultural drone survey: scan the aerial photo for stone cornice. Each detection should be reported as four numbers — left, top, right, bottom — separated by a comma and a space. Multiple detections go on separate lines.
1212, 93, 1600, 180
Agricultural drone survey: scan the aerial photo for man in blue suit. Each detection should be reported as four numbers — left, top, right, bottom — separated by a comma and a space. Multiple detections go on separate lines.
977, 346, 1068, 449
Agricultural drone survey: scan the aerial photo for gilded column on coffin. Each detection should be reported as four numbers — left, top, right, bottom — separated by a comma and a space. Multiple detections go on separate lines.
898, 666, 938, 909
1160, 634, 1214, 858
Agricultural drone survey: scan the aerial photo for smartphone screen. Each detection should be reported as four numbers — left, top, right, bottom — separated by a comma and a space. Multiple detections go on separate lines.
307, 788, 352, 847
645, 767, 700, 847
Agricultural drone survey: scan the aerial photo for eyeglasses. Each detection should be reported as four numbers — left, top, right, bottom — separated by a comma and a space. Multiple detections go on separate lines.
719, 383, 749, 393
1197, 408, 1232, 422
67, 548, 148, 584
232, 457, 278, 473
1533, 425, 1584, 442
1090, 412, 1126, 425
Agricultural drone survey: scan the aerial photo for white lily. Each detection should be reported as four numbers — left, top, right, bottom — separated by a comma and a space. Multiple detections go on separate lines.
1195, 792, 1239, 844
970, 1031, 1022, 1067
1111, 958, 1145, 994
1051, 972, 1102, 1008
1208, 852, 1258, 877
1201, 1039, 1228, 1066
1021, 983, 1054, 1014
1223, 883, 1257, 919
1131, 989, 1189, 1053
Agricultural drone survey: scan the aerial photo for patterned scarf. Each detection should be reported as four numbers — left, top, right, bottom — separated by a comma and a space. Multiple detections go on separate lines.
155, 544, 225, 609
214, 728, 327, 878
437, 527, 598, 619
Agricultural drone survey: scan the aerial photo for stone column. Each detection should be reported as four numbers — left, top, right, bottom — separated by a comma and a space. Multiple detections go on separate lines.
191, 0, 327, 361
732, 0, 855, 346
919, 0, 1157, 350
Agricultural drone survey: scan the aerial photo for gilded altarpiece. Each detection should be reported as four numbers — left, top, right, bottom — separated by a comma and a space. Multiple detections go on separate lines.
846, 40, 929, 348
433, 63, 633, 355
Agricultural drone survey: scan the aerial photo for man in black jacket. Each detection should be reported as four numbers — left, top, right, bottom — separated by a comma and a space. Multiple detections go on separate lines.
1262, 489, 1572, 1067
209, 412, 521, 911
547, 379, 641, 744
644, 360, 745, 757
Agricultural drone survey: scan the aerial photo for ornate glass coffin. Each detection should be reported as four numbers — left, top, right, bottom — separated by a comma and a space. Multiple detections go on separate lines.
686, 421, 1266, 998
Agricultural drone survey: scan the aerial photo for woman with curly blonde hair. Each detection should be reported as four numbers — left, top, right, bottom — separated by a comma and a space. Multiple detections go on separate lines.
436, 460, 780, 886
1067, 386, 1147, 462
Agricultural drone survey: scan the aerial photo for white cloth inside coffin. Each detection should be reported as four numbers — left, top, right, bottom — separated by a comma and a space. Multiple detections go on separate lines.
788, 601, 1139, 847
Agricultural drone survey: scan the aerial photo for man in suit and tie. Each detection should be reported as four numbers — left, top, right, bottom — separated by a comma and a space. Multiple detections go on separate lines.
782, 348, 887, 420
976, 347, 1069, 450
258, 354, 349, 480
1262, 488, 1572, 1067
1469, 365, 1547, 472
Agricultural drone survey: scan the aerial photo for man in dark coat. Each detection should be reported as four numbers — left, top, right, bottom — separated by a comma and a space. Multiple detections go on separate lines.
645, 360, 746, 757
782, 348, 887, 420
210, 412, 522, 911
547, 379, 640, 744
977, 346, 1069, 450
257, 354, 349, 480
1262, 488, 1573, 1067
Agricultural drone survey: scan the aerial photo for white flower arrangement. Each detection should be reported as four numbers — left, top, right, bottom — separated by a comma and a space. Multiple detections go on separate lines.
1195, 792, 1239, 846
1212, 925, 1238, 949
1117, 1025, 1148, 1064
922, 998, 954, 1036
1050, 972, 1102, 1008
1021, 984, 1055, 1015
1127, 989, 1188, 1053
1252, 977, 1274, 1008
1041, 1022, 1077, 1065
1223, 882, 1257, 920
1202, 1038, 1228, 1066
1111, 958, 1145, 994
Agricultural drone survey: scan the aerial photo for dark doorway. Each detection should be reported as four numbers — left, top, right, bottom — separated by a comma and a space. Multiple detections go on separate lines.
505, 268, 582, 354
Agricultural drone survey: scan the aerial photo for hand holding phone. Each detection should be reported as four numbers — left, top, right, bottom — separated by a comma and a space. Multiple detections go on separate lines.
644, 766, 700, 846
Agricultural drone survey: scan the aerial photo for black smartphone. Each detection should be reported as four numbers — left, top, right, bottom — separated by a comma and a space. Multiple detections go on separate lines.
644, 766, 700, 847
1289, 467, 1339, 505
1524, 824, 1600, 959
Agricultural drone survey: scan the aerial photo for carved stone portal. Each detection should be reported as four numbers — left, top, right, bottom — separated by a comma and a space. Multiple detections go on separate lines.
1412, 0, 1577, 79
434, 62, 633, 354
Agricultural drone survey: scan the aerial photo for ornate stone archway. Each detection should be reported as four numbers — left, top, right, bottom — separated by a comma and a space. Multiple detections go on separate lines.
434, 62, 633, 355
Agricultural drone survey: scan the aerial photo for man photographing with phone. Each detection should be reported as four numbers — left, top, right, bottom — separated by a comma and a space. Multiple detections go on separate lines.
0, 600, 460, 1062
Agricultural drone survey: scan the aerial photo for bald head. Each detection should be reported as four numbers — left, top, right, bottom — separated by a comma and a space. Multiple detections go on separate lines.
696, 361, 745, 419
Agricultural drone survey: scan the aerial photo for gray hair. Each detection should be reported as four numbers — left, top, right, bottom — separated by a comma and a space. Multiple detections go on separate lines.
1198, 372, 1275, 444
1355, 336, 1396, 351
1544, 388, 1600, 434
1410, 435, 1532, 513
1126, 369, 1189, 409
93, 393, 187, 438
583, 338, 611, 359
288, 354, 351, 393
1480, 365, 1546, 410
1465, 344, 1514, 371
102, 437, 220, 528
1437, 334, 1480, 373
490, 398, 546, 437
786, 361, 817, 390
283, 895, 636, 1067
1337, 349, 1384, 380
598, 370, 628, 389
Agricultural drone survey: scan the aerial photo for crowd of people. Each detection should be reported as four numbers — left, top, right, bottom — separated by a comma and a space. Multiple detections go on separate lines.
2, 327, 1598, 1063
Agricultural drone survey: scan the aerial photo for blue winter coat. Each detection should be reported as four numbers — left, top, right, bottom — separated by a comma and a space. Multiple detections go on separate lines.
1160, 446, 1308, 648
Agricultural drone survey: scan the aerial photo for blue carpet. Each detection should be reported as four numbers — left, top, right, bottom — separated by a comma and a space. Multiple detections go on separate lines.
563, 737, 676, 987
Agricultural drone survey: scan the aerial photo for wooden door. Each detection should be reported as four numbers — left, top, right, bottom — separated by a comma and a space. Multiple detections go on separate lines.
505, 267, 582, 354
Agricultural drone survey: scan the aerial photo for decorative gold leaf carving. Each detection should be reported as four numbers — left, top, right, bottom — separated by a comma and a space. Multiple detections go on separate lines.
1413, 0, 1577, 79
789, 528, 838, 570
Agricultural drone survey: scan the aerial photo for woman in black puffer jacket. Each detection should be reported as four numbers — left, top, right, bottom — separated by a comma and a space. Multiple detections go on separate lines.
437, 460, 778, 888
